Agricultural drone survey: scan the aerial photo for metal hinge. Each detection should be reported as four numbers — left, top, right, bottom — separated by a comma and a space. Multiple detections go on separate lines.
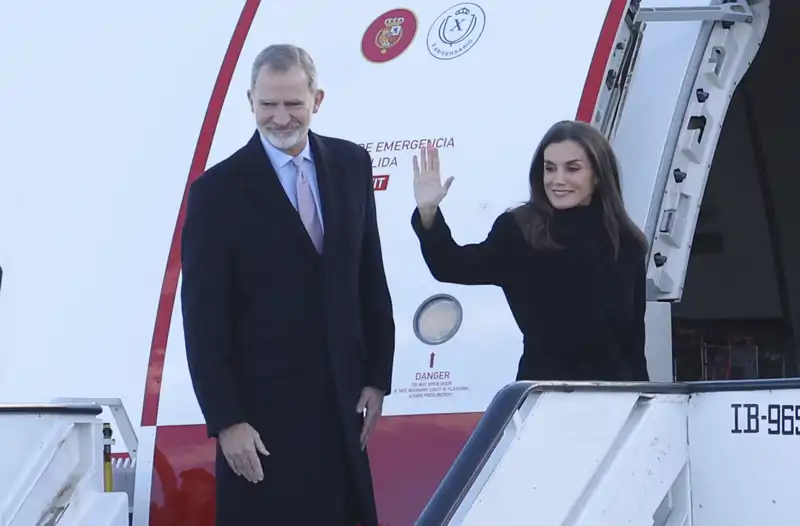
634, 0, 753, 24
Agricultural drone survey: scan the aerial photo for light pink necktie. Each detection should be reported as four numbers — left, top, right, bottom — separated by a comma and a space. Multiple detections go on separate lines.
292, 157, 323, 253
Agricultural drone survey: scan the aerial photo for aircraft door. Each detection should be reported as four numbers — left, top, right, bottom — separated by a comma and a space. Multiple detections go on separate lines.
610, 0, 769, 302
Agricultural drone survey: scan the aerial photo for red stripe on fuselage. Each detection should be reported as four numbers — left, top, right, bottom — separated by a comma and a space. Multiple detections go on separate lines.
576, 0, 629, 122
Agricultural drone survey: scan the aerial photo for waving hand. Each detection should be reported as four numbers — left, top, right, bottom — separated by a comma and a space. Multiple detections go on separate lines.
413, 145, 454, 213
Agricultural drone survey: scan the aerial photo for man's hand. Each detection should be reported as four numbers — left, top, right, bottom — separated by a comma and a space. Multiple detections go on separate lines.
218, 422, 269, 483
356, 386, 384, 449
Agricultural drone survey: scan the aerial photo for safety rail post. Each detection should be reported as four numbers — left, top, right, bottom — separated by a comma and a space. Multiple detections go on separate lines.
103, 422, 114, 492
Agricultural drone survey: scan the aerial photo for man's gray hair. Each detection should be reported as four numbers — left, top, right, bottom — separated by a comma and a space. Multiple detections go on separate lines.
250, 44, 318, 92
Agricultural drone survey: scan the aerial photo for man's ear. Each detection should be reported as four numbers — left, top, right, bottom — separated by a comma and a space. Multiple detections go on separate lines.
312, 89, 325, 113
247, 89, 254, 113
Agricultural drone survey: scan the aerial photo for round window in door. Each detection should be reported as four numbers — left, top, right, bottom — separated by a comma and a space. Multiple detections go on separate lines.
413, 293, 463, 345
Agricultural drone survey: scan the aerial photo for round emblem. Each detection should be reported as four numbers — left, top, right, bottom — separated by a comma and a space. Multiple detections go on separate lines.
361, 8, 418, 63
426, 3, 486, 60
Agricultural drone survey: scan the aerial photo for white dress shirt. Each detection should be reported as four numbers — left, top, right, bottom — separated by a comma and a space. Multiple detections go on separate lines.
259, 132, 324, 232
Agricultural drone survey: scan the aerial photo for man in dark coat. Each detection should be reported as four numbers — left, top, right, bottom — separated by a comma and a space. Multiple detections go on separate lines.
180, 43, 395, 526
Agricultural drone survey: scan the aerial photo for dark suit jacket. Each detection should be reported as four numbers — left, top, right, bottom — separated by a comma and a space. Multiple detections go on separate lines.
180, 129, 395, 525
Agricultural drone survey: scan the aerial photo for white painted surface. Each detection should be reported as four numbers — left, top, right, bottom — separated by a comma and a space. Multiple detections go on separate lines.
131, 426, 155, 526
645, 302, 674, 382
0, 0, 242, 435
453, 383, 800, 526
456, 390, 689, 526
689, 388, 800, 525
0, 408, 128, 526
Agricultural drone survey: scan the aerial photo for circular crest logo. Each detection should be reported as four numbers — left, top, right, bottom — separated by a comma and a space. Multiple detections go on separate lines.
426, 3, 486, 60
361, 8, 418, 63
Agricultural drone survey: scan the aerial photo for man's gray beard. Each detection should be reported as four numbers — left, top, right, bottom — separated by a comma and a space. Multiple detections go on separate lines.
263, 128, 304, 151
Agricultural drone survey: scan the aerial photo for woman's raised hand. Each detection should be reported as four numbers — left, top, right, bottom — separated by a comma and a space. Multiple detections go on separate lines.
412, 144, 454, 213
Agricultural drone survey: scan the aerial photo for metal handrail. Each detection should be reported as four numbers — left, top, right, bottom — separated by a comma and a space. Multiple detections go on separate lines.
415, 377, 800, 525
50, 397, 139, 462
0, 403, 102, 415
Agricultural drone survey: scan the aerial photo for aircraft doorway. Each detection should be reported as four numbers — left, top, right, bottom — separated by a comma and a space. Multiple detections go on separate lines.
672, 0, 800, 381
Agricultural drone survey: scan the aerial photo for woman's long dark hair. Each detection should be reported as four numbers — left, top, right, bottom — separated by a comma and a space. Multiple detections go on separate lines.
513, 120, 648, 259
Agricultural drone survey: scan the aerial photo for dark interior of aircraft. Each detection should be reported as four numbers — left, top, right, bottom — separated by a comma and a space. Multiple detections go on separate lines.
673, 0, 800, 381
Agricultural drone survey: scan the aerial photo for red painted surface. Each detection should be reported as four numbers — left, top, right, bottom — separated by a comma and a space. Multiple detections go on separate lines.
360, 8, 418, 64
149, 412, 482, 525
576, 0, 630, 123
142, 0, 629, 523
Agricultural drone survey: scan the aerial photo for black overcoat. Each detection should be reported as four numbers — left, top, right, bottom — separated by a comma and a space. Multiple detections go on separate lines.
181, 129, 395, 525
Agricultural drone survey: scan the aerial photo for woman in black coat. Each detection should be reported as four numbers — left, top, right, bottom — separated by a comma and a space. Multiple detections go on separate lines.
411, 120, 650, 382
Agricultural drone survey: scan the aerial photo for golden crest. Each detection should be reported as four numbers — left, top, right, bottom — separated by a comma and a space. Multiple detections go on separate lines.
375, 16, 405, 54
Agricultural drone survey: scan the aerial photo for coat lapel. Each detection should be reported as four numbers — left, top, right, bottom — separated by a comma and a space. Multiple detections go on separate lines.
240, 131, 319, 259
240, 130, 339, 260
